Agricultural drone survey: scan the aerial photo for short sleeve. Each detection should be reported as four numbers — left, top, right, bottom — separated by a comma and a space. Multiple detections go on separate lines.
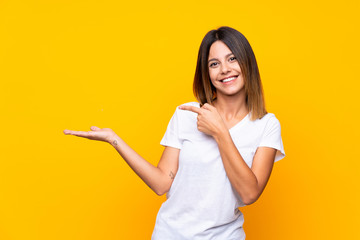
160, 107, 183, 149
258, 115, 285, 162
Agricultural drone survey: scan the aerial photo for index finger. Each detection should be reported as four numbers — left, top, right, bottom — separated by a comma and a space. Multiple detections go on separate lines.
178, 105, 202, 114
63, 129, 92, 138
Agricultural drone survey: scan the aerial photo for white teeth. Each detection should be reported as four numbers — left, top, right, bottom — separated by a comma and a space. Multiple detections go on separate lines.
222, 77, 236, 82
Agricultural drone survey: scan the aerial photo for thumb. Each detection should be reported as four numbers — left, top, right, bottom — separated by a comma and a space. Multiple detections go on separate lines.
90, 126, 101, 131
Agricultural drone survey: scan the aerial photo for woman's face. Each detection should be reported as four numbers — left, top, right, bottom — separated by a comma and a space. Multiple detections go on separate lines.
208, 40, 245, 98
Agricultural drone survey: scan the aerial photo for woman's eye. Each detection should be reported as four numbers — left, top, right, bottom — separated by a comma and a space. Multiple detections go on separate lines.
209, 62, 218, 67
229, 56, 236, 61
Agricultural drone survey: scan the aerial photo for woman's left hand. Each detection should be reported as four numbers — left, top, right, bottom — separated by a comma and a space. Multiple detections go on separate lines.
179, 103, 227, 137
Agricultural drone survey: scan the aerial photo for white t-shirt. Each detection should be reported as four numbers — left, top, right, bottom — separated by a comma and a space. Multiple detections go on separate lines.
152, 102, 285, 240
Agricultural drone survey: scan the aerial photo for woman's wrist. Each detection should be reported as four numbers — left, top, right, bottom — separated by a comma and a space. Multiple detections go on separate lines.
213, 127, 230, 144
107, 134, 121, 146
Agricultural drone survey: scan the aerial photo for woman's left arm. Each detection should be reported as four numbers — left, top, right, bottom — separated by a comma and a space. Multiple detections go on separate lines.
179, 103, 277, 205
214, 131, 276, 205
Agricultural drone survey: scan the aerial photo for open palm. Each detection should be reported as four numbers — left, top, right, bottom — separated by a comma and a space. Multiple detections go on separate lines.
63, 126, 116, 143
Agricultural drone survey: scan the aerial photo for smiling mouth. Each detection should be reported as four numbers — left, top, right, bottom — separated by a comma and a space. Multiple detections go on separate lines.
220, 76, 238, 83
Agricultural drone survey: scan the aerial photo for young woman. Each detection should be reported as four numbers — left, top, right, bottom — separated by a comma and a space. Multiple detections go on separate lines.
64, 26, 285, 240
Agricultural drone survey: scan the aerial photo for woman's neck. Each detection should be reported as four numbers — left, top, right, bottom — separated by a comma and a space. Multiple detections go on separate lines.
212, 94, 248, 121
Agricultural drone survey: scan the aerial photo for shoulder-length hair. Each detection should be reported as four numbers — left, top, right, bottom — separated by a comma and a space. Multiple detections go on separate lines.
193, 26, 267, 120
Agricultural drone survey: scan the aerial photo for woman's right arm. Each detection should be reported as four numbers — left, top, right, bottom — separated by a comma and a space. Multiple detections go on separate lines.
109, 134, 179, 195
63, 126, 179, 196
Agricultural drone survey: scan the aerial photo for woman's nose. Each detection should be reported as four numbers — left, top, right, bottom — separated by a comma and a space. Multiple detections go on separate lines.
221, 62, 231, 74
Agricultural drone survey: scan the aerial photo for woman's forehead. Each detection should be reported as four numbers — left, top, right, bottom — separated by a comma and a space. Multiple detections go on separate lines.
208, 41, 233, 60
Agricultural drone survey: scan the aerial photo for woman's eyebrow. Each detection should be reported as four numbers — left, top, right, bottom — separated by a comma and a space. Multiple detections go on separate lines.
208, 53, 234, 63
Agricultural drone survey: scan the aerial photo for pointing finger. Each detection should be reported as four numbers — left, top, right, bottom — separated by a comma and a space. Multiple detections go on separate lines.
179, 105, 202, 114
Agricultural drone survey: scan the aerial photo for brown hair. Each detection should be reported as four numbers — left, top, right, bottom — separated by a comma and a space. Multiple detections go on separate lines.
193, 26, 267, 120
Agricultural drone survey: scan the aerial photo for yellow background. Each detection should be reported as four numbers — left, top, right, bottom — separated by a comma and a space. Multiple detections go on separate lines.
1, 0, 359, 239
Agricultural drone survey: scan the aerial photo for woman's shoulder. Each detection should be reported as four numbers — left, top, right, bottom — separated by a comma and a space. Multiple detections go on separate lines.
173, 102, 199, 122
260, 112, 276, 120
249, 112, 280, 126
253, 112, 282, 130
178, 102, 200, 108
174, 102, 200, 115
257, 112, 278, 120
